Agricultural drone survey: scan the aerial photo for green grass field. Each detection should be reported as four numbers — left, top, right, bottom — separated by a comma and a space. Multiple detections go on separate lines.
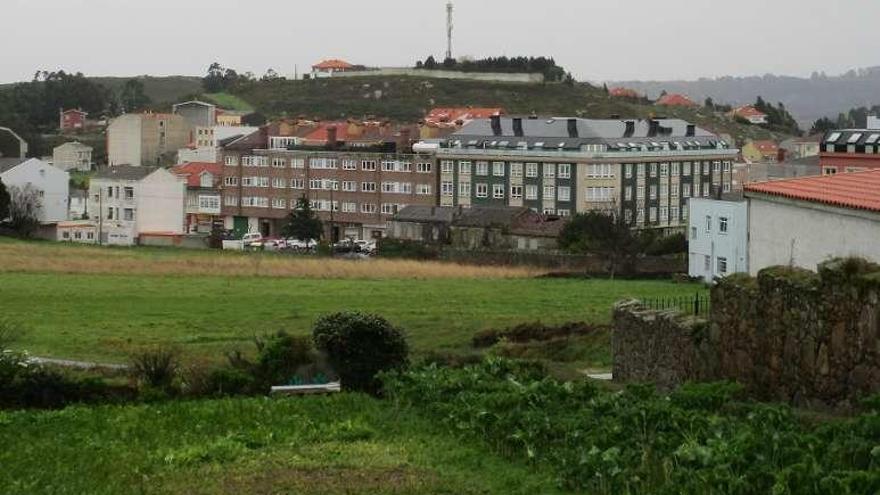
1, 271, 703, 364
0, 394, 566, 495
203, 92, 254, 112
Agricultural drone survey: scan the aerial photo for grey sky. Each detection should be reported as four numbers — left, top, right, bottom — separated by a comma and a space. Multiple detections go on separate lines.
3, 0, 879, 84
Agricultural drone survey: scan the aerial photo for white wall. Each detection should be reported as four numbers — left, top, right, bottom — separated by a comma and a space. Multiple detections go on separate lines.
137, 169, 186, 235
748, 196, 880, 274
688, 198, 749, 282
0, 158, 69, 223
107, 114, 142, 166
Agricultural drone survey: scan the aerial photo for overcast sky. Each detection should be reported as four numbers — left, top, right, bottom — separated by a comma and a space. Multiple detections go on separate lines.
3, 0, 879, 84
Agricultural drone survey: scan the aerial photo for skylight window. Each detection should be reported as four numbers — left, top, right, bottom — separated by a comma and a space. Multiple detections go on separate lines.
826, 132, 841, 143
557, 142, 566, 148
848, 133, 863, 144
534, 142, 545, 148
866, 134, 880, 144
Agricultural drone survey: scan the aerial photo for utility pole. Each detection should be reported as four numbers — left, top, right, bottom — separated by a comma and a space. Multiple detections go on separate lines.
446, 1, 454, 61
97, 187, 103, 246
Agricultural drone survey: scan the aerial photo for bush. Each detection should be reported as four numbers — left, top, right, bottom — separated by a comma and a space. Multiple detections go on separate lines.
206, 368, 255, 396
472, 321, 599, 348
253, 331, 315, 386
312, 312, 409, 395
376, 238, 441, 260
130, 348, 179, 392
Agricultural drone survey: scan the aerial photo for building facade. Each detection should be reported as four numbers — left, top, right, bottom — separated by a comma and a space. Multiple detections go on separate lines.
171, 162, 222, 233
172, 101, 217, 128
59, 109, 88, 132
741, 140, 780, 163
687, 198, 749, 283
0, 158, 70, 223
52, 141, 93, 172
818, 129, 880, 175
437, 117, 735, 230
107, 113, 192, 166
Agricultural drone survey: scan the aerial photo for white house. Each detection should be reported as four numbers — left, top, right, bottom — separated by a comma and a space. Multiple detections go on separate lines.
688, 198, 749, 282
52, 141, 93, 172
86, 165, 186, 245
744, 170, 880, 274
0, 158, 70, 223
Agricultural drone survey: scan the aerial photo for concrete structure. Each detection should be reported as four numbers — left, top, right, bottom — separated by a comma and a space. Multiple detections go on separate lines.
107, 113, 192, 166
387, 205, 454, 243
59, 109, 88, 132
687, 198, 749, 282
0, 126, 28, 159
171, 162, 222, 233
819, 128, 880, 175
88, 165, 186, 245
438, 116, 735, 231
0, 158, 69, 223
173, 101, 217, 128
52, 141, 93, 171
744, 170, 880, 274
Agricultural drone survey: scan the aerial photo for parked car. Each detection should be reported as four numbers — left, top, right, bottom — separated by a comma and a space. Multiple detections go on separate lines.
262, 237, 288, 251
241, 232, 263, 247
286, 238, 318, 251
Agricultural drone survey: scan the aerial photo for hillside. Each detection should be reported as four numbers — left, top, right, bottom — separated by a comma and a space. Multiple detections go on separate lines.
229, 76, 786, 144
611, 66, 880, 129
90, 75, 202, 105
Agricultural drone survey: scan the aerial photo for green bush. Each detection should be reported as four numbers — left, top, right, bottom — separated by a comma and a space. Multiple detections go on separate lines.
312, 312, 409, 394
206, 368, 255, 396
376, 238, 441, 260
130, 348, 179, 392
254, 331, 314, 386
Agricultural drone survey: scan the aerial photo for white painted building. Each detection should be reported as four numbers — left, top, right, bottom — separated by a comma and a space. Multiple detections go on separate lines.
177, 126, 259, 165
52, 141, 93, 172
687, 198, 749, 282
0, 158, 70, 223
87, 165, 186, 245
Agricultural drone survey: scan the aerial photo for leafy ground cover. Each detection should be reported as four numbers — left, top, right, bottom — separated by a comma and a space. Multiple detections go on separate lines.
0, 394, 566, 495
202, 92, 254, 112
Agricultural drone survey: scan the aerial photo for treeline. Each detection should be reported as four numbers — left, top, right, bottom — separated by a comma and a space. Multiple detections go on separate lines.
414, 56, 569, 82
810, 104, 880, 134
752, 96, 800, 134
201, 62, 283, 93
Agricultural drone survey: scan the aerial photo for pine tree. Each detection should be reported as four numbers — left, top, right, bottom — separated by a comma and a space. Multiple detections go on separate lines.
282, 196, 323, 241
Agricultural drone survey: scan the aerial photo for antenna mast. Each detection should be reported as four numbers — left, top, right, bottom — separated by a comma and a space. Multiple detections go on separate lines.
446, 1, 454, 61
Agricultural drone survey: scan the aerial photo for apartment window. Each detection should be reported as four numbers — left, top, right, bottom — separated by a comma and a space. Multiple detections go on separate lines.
723, 182, 732, 193
649, 185, 657, 200
224, 177, 238, 186
543, 163, 556, 179
671, 206, 679, 221
309, 178, 323, 190
362, 160, 377, 171
272, 198, 287, 209
272, 158, 286, 168
382, 182, 398, 193
625, 164, 632, 179
705, 215, 712, 232
290, 178, 304, 189
416, 162, 432, 173
381, 203, 399, 215
312, 157, 337, 170
361, 182, 377, 193
717, 257, 728, 275
525, 185, 538, 200
267, 177, 284, 189
342, 181, 357, 192
458, 161, 471, 175
342, 159, 357, 170
703, 183, 710, 197
624, 186, 633, 201
704, 255, 711, 271
543, 208, 556, 215
659, 206, 668, 222
683, 183, 691, 198
557, 209, 570, 217
441, 181, 454, 197
107, 186, 113, 198
637, 209, 645, 224
671, 162, 680, 176
587, 163, 613, 178
123, 208, 134, 221
703, 162, 710, 175
440, 160, 454, 174
361, 203, 377, 214
637, 185, 645, 200
342, 202, 357, 213
719, 216, 728, 234
723, 161, 731, 172
650, 163, 657, 177
671, 183, 679, 199
542, 185, 555, 200
682, 205, 689, 220
713, 161, 721, 173
683, 162, 691, 176
381, 160, 397, 172
224, 196, 238, 207
525, 163, 538, 178
660, 163, 669, 177
637, 163, 645, 177
459, 182, 471, 196
475, 183, 488, 198
510, 185, 523, 199
474, 161, 489, 176
399, 182, 412, 194
557, 186, 571, 202
224, 155, 238, 166
649, 207, 657, 222
123, 187, 134, 200
625, 210, 633, 223
558, 163, 571, 179
510, 163, 523, 178
292, 158, 305, 169
493, 162, 505, 177
417, 184, 432, 195
493, 183, 505, 199
586, 187, 615, 202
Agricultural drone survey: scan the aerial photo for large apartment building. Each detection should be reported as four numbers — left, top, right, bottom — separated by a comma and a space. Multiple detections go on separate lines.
819, 128, 880, 174
436, 116, 736, 229
220, 122, 437, 240
108, 113, 192, 166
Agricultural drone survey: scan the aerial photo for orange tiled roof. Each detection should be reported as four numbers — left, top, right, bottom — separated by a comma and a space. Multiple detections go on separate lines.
171, 162, 221, 187
744, 169, 880, 213
656, 93, 697, 107
312, 59, 354, 70
751, 140, 779, 153
732, 105, 767, 118
609, 87, 641, 98
425, 107, 503, 125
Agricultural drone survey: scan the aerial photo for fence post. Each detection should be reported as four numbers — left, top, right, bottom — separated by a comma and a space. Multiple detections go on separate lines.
694, 293, 700, 316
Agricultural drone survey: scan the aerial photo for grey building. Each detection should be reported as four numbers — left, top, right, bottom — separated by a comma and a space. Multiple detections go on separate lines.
53, 141, 93, 172
172, 101, 217, 128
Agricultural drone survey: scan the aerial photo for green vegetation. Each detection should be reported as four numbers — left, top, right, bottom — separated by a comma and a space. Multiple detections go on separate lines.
202, 92, 254, 112
386, 359, 880, 494
0, 394, 564, 494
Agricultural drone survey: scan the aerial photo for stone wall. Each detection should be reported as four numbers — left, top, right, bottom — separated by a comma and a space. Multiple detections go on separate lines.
613, 258, 880, 409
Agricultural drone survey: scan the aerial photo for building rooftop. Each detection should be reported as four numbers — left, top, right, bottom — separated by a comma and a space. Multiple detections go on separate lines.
171, 162, 222, 187
731, 105, 767, 118
93, 165, 157, 181
393, 205, 456, 223
744, 169, 880, 213
656, 93, 697, 107
822, 129, 880, 147
0, 157, 27, 174
609, 87, 641, 98
312, 59, 354, 70
749, 140, 779, 153
425, 107, 504, 125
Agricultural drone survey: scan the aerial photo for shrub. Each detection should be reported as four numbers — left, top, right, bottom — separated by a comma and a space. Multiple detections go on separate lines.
254, 331, 315, 386
472, 321, 599, 348
312, 312, 409, 394
376, 238, 441, 260
206, 368, 255, 396
130, 348, 179, 392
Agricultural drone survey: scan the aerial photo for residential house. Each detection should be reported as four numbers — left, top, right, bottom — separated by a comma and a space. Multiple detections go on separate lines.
216, 109, 248, 127
421, 107, 505, 140
87, 165, 186, 245
0, 158, 69, 223
656, 93, 698, 107
744, 170, 880, 273
741, 140, 780, 163
178, 125, 260, 164
107, 113, 192, 166
448, 206, 565, 251
52, 141, 93, 172
687, 198, 749, 282
173, 100, 217, 128
437, 116, 735, 231
780, 135, 821, 160
171, 162, 222, 233
311, 59, 357, 78
609, 87, 641, 99
818, 128, 880, 175
220, 121, 436, 240
59, 109, 88, 132
728, 105, 768, 125
386, 205, 455, 243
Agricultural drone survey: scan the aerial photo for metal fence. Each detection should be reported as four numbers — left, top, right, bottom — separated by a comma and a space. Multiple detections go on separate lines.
641, 293, 710, 317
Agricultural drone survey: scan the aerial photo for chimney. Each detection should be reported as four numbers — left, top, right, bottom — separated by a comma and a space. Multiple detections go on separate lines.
686, 124, 696, 137
326, 125, 338, 148
623, 120, 635, 137
567, 118, 579, 138
647, 119, 660, 137
513, 117, 524, 137
490, 115, 502, 136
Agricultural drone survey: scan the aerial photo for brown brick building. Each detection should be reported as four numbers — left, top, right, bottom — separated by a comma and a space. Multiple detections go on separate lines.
220, 122, 438, 240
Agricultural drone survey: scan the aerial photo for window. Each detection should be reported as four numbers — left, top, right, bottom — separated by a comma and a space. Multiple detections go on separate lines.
224, 176, 238, 186
650, 164, 657, 177
683, 183, 691, 198
123, 187, 134, 200
713, 161, 721, 173
649, 206, 657, 222
361, 182, 377, 193
493, 183, 505, 199
312, 157, 337, 169
382, 160, 396, 172
440, 160, 454, 174
704, 255, 711, 271
543, 163, 556, 179
719, 216, 728, 233
476, 183, 488, 198
458, 161, 471, 175
107, 186, 113, 198
637, 163, 645, 177
292, 158, 305, 169
637, 185, 645, 200
272, 198, 287, 209
557, 186, 571, 201
475, 161, 489, 176
625, 164, 632, 179
671, 183, 679, 198
625, 210, 633, 223
272, 158, 286, 168
441, 181, 454, 196
342, 159, 357, 170
525, 163, 538, 178
702, 183, 710, 197
241, 197, 269, 208
717, 257, 728, 274
123, 208, 134, 221
703, 162, 710, 175
659, 206, 668, 222
542, 185, 555, 200
342, 181, 357, 192
272, 178, 286, 189
290, 178, 304, 189
671, 162, 680, 176
723, 161, 731, 172
416, 162, 432, 173
557, 209, 570, 217
558, 163, 571, 179
624, 187, 633, 201
660, 163, 669, 177
705, 215, 712, 232
309, 178, 323, 190
493, 162, 505, 177
417, 184, 432, 195
525, 185, 538, 200
224, 155, 238, 166
683, 162, 691, 176
682, 205, 689, 220
459, 182, 471, 196
587, 163, 613, 178
361, 203, 377, 214
362, 160, 376, 171
510, 185, 523, 199
224, 196, 238, 206
342, 202, 357, 213
381, 203, 399, 215
510, 163, 523, 177
649, 185, 657, 200
671, 206, 679, 221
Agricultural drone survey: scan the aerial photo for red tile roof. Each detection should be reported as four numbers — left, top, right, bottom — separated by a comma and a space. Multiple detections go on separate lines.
744, 169, 880, 213
732, 105, 767, 118
312, 59, 354, 70
62, 108, 88, 116
171, 162, 221, 188
425, 107, 503, 125
609, 87, 641, 98
750, 140, 779, 153
656, 93, 698, 107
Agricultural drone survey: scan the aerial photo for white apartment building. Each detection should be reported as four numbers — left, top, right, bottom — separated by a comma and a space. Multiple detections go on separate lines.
687, 198, 749, 282
0, 158, 70, 223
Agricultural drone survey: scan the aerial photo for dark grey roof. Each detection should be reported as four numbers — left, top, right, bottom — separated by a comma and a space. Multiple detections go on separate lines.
453, 206, 530, 228
93, 165, 157, 181
0, 157, 26, 174
393, 205, 455, 223
449, 117, 723, 151
823, 129, 880, 147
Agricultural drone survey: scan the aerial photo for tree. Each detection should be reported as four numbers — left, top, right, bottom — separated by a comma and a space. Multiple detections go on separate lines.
203, 62, 227, 92
704, 97, 715, 109
119, 79, 151, 112
558, 210, 640, 279
0, 179, 9, 221
282, 196, 323, 241
7, 184, 42, 237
